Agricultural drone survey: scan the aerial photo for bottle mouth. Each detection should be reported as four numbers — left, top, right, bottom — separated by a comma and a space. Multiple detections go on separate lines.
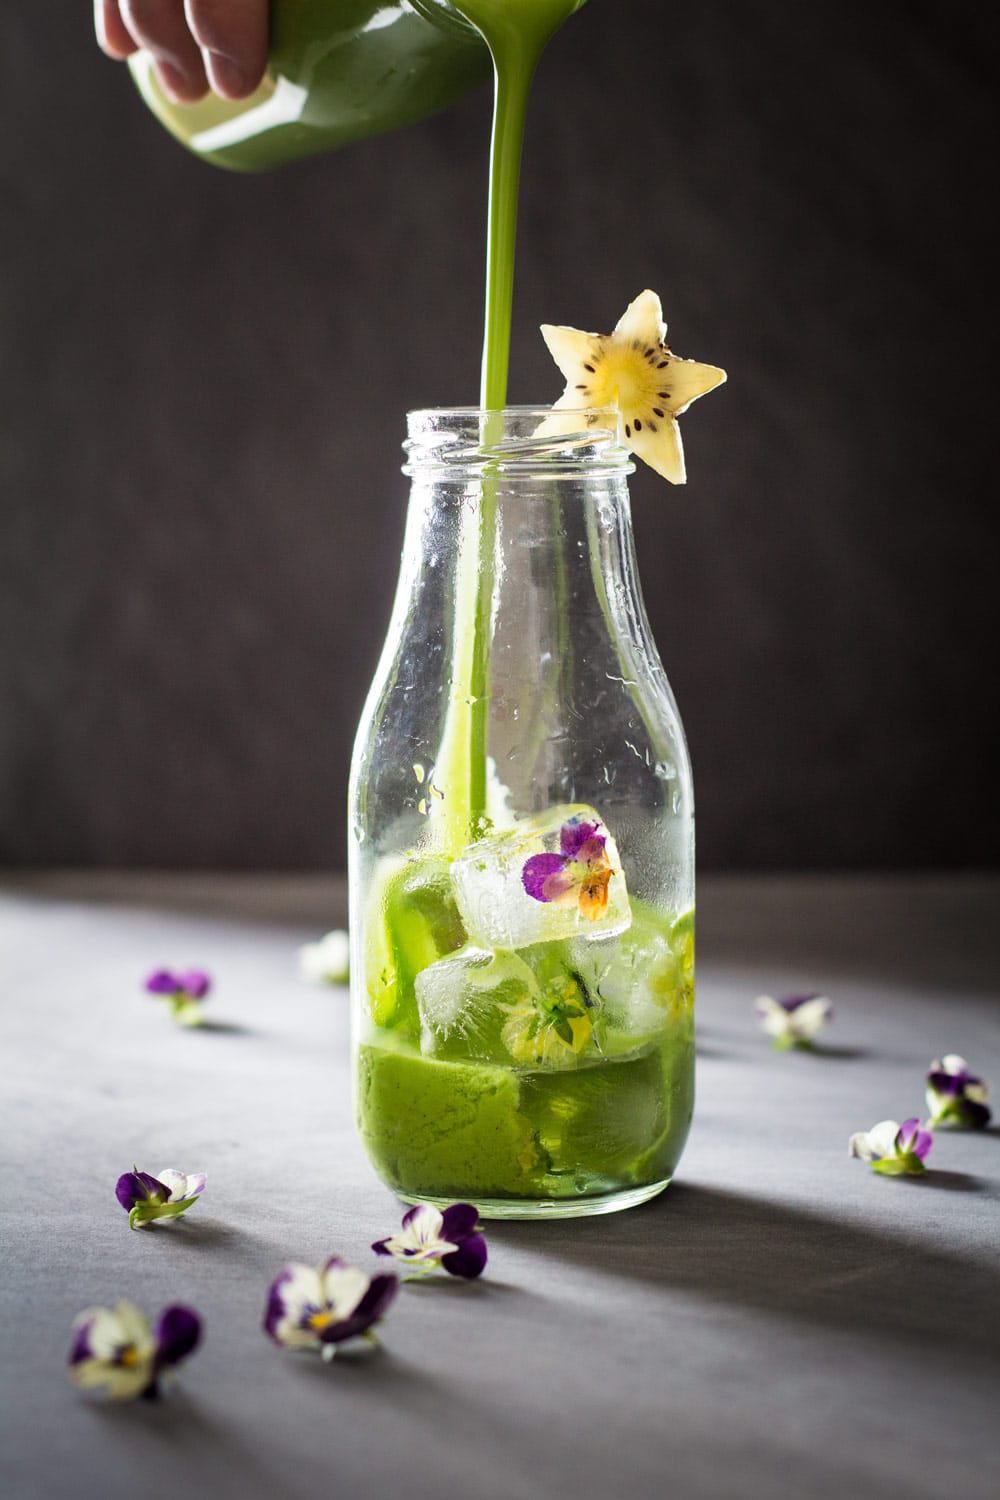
403, 407, 634, 478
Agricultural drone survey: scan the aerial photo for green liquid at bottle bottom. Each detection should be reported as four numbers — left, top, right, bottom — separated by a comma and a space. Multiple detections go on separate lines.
354, 862, 695, 1218
356, 1033, 694, 1219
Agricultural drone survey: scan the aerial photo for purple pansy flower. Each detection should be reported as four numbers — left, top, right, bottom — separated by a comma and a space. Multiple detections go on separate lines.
68, 1300, 201, 1401
372, 1202, 488, 1280
522, 816, 615, 922
926, 1055, 991, 1129
263, 1257, 397, 1361
144, 968, 212, 1026
849, 1117, 933, 1176
115, 1167, 206, 1230
754, 992, 832, 1049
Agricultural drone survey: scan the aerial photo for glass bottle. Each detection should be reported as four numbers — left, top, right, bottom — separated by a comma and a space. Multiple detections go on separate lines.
128, 0, 489, 172
349, 408, 695, 1218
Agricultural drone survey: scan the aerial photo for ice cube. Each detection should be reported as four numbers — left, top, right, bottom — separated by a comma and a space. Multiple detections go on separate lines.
568, 906, 686, 1056
416, 946, 539, 1064
520, 1050, 669, 1181
451, 804, 631, 950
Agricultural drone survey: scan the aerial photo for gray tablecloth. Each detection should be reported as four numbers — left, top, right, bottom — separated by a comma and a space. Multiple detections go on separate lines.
2, 873, 998, 1500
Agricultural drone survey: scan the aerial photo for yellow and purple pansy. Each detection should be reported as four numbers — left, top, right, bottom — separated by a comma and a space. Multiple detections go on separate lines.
68, 1300, 201, 1401
521, 816, 615, 922
372, 1203, 488, 1280
263, 1257, 397, 1360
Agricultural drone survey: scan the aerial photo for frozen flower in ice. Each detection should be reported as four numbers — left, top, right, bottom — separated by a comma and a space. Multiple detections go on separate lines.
522, 815, 616, 922
264, 1258, 397, 1360
502, 972, 594, 1065
115, 1168, 206, 1230
372, 1203, 487, 1280
299, 929, 350, 986
754, 993, 832, 1050
539, 289, 726, 483
926, 1055, 992, 1129
144, 968, 212, 1026
849, 1117, 933, 1176
68, 1300, 201, 1401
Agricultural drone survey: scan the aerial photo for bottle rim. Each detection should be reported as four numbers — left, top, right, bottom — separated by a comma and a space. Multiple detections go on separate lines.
403, 406, 635, 479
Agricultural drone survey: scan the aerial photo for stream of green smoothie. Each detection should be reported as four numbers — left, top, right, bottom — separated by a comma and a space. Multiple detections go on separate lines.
433, 0, 587, 851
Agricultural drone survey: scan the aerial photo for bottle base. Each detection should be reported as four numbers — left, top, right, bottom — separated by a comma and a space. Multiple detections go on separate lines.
398, 1177, 671, 1221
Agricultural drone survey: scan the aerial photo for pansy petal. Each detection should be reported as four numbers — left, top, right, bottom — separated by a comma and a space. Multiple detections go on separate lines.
897, 1117, 922, 1151
578, 868, 612, 920
911, 1128, 934, 1162
145, 969, 180, 995
440, 1232, 488, 1280
178, 969, 211, 999
113, 1300, 154, 1353
941, 1054, 968, 1075
790, 997, 832, 1038
72, 1306, 124, 1363
522, 852, 569, 903
439, 1203, 480, 1242
848, 1131, 875, 1161
115, 1172, 143, 1211
157, 1169, 206, 1202
323, 1274, 398, 1345
154, 1305, 202, 1368
321, 1262, 371, 1320
560, 819, 601, 859
264, 1263, 324, 1337
866, 1121, 902, 1160
779, 993, 817, 1013
155, 1169, 188, 1200
400, 1203, 446, 1244
575, 837, 610, 870
68, 1314, 99, 1365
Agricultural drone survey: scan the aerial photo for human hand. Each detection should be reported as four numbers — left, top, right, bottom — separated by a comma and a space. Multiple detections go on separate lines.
94, 0, 268, 103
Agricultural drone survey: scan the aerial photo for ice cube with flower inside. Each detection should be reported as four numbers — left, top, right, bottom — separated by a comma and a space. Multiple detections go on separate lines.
115, 1168, 206, 1230
264, 1257, 397, 1360
451, 804, 631, 951
68, 1300, 201, 1401
849, 1118, 933, 1176
925, 1055, 992, 1129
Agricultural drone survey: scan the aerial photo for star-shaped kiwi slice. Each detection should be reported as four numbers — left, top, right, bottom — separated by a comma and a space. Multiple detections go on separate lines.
540, 289, 726, 483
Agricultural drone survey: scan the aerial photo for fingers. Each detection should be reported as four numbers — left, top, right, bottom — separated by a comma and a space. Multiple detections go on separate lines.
185, 0, 268, 99
119, 0, 209, 102
94, 1, 139, 59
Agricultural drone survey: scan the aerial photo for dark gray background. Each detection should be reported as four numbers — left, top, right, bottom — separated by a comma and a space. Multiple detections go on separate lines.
1, 1, 997, 871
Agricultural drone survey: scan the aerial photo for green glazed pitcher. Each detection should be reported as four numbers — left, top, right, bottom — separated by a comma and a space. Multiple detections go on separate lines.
128, 0, 489, 172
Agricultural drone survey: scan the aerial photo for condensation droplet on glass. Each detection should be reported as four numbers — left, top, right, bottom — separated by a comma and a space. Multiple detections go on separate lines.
654, 761, 677, 781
